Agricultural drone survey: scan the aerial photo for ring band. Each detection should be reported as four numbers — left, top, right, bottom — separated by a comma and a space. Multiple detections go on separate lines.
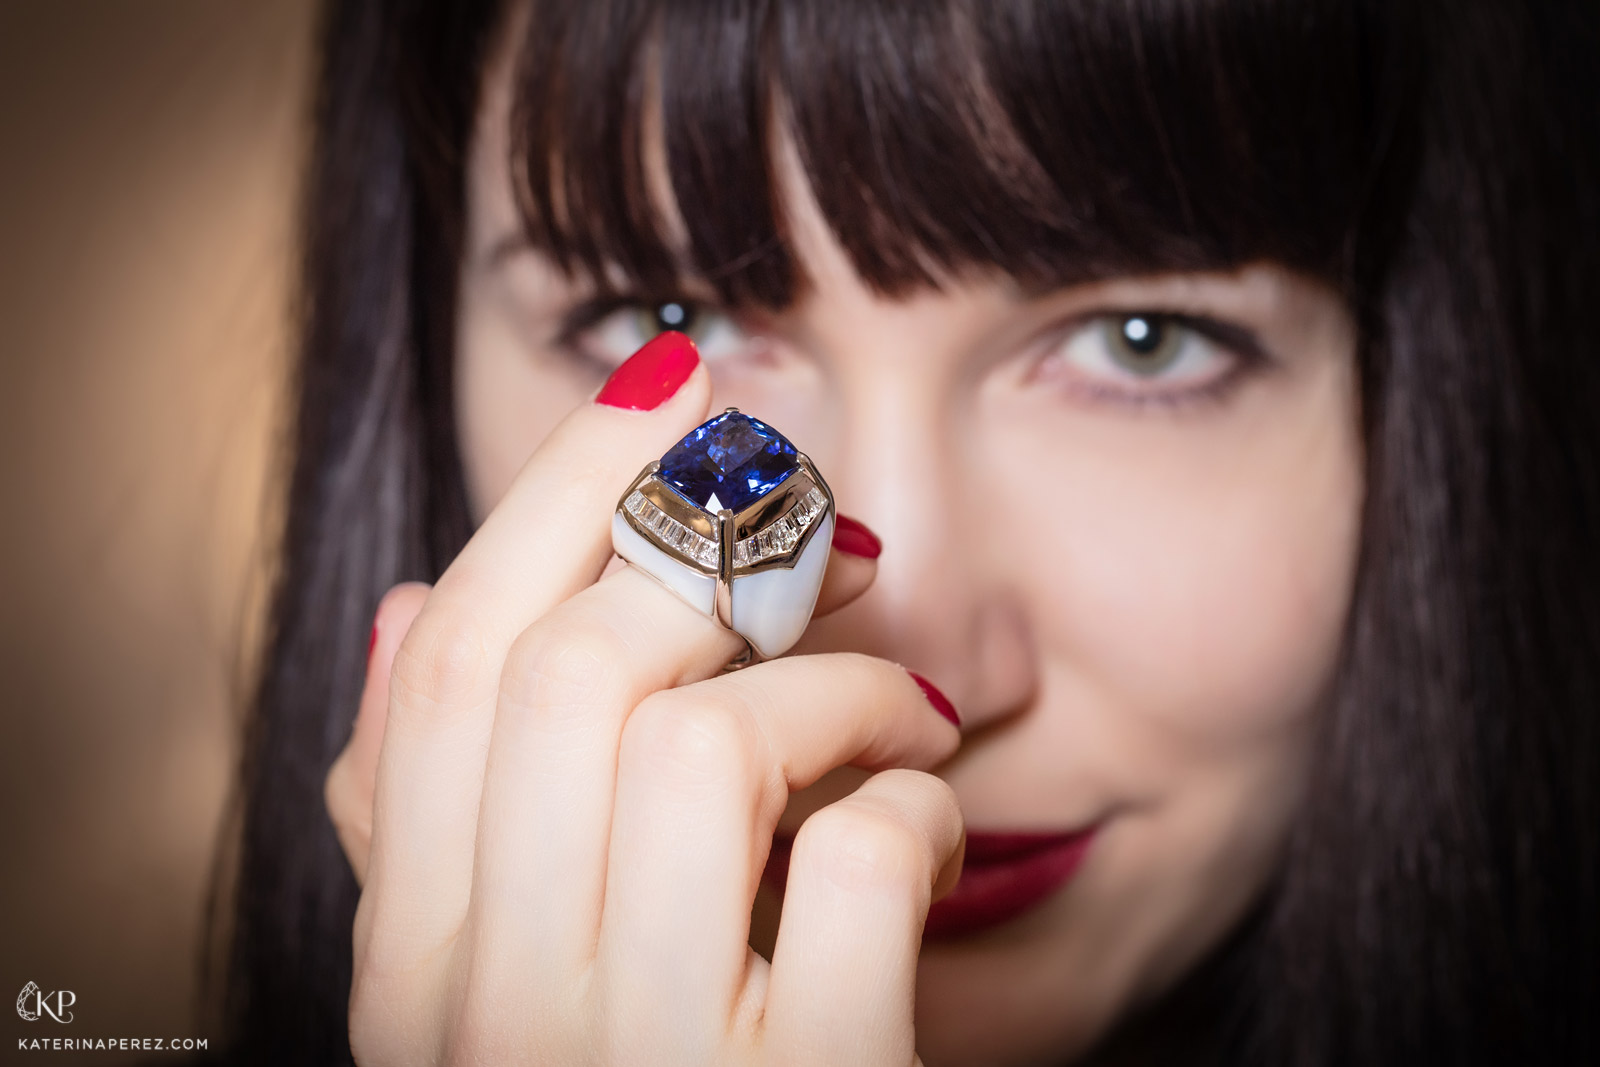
611, 408, 836, 670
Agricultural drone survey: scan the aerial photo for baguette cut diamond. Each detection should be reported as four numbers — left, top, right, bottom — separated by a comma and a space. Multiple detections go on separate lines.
623, 489, 718, 567
658, 411, 799, 513
731, 485, 829, 566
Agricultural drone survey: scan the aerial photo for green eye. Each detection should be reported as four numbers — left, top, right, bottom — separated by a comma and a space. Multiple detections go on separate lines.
1102, 314, 1186, 376
1042, 308, 1241, 406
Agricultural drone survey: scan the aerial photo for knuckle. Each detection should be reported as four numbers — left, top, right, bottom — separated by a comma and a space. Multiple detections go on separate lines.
346, 968, 381, 1031
883, 766, 964, 824
330, 819, 370, 875
323, 762, 364, 839
346, 958, 413, 1065
800, 803, 928, 892
447, 951, 584, 1067
500, 616, 631, 717
445, 986, 517, 1067
351, 887, 448, 991
927, 773, 964, 825
322, 757, 348, 819
348, 914, 408, 999
348, 911, 462, 1063
621, 692, 761, 785
390, 615, 494, 710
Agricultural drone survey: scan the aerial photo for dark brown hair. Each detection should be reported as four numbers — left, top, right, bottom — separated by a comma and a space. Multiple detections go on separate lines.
205, 1, 1600, 1063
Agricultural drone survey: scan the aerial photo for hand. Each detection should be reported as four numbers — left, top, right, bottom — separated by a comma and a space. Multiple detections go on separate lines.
324, 335, 966, 1066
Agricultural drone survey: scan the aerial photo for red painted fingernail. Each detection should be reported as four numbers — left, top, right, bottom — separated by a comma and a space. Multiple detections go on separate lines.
367, 619, 379, 667
907, 670, 961, 728
594, 331, 700, 410
831, 514, 882, 558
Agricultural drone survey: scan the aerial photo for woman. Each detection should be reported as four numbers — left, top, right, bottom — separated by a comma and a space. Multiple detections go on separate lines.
207, 0, 1600, 1063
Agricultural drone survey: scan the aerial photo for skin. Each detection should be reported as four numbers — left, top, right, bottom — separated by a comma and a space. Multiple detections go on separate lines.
325, 28, 1364, 1067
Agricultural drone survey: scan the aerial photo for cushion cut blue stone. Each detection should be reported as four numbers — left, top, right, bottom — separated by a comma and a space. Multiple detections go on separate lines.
657, 411, 800, 514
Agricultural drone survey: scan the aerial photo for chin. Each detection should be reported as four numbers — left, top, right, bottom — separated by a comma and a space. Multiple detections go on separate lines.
908, 904, 1125, 1067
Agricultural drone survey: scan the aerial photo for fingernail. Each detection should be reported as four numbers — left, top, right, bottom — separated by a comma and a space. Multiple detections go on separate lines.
907, 670, 961, 728
367, 618, 379, 668
832, 513, 883, 558
594, 331, 700, 410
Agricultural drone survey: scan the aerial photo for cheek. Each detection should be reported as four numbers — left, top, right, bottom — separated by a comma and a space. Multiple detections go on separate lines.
454, 277, 593, 522
1024, 398, 1361, 744
975, 366, 1361, 1015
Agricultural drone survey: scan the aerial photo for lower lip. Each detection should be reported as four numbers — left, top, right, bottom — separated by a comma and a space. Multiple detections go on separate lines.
760, 828, 1096, 941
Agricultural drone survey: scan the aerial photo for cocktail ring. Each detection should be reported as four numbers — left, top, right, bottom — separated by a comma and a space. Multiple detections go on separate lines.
611, 408, 836, 670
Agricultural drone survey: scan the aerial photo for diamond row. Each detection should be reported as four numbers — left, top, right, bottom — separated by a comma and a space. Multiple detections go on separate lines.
625, 485, 828, 569
733, 487, 828, 567
623, 490, 719, 567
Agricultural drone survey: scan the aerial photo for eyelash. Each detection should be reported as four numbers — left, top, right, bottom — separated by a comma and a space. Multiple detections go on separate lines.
1043, 310, 1272, 414
551, 294, 1271, 411
551, 294, 699, 353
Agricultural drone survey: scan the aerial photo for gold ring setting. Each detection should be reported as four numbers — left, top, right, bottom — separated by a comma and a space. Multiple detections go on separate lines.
611, 409, 836, 670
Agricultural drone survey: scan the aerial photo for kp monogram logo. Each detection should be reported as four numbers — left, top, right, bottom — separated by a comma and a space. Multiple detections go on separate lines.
16, 981, 76, 1023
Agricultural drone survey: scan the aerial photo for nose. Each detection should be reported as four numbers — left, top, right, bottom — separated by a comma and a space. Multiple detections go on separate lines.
795, 319, 1039, 736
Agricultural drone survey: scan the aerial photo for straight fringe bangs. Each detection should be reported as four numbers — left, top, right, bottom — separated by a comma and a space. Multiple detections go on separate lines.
507, 0, 1414, 309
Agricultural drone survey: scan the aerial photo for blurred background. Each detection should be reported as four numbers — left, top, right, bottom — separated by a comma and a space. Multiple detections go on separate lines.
2, 1, 318, 1058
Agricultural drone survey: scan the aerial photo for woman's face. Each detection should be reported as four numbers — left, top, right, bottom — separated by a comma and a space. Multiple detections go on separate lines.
451, 46, 1362, 1067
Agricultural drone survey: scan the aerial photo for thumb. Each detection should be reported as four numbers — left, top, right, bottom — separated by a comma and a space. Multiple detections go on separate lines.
325, 580, 432, 886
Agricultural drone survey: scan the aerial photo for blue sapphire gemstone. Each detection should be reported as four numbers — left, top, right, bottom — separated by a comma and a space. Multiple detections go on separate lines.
657, 411, 800, 513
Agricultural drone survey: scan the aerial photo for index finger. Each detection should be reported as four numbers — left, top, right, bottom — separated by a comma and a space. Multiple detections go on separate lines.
366, 332, 712, 941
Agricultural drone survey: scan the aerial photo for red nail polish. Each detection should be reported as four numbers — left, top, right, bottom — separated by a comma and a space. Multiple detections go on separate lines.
832, 514, 883, 559
594, 331, 700, 410
907, 670, 961, 728
367, 620, 379, 666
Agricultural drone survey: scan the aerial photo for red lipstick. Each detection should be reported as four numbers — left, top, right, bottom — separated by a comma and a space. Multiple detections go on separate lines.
760, 827, 1096, 940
